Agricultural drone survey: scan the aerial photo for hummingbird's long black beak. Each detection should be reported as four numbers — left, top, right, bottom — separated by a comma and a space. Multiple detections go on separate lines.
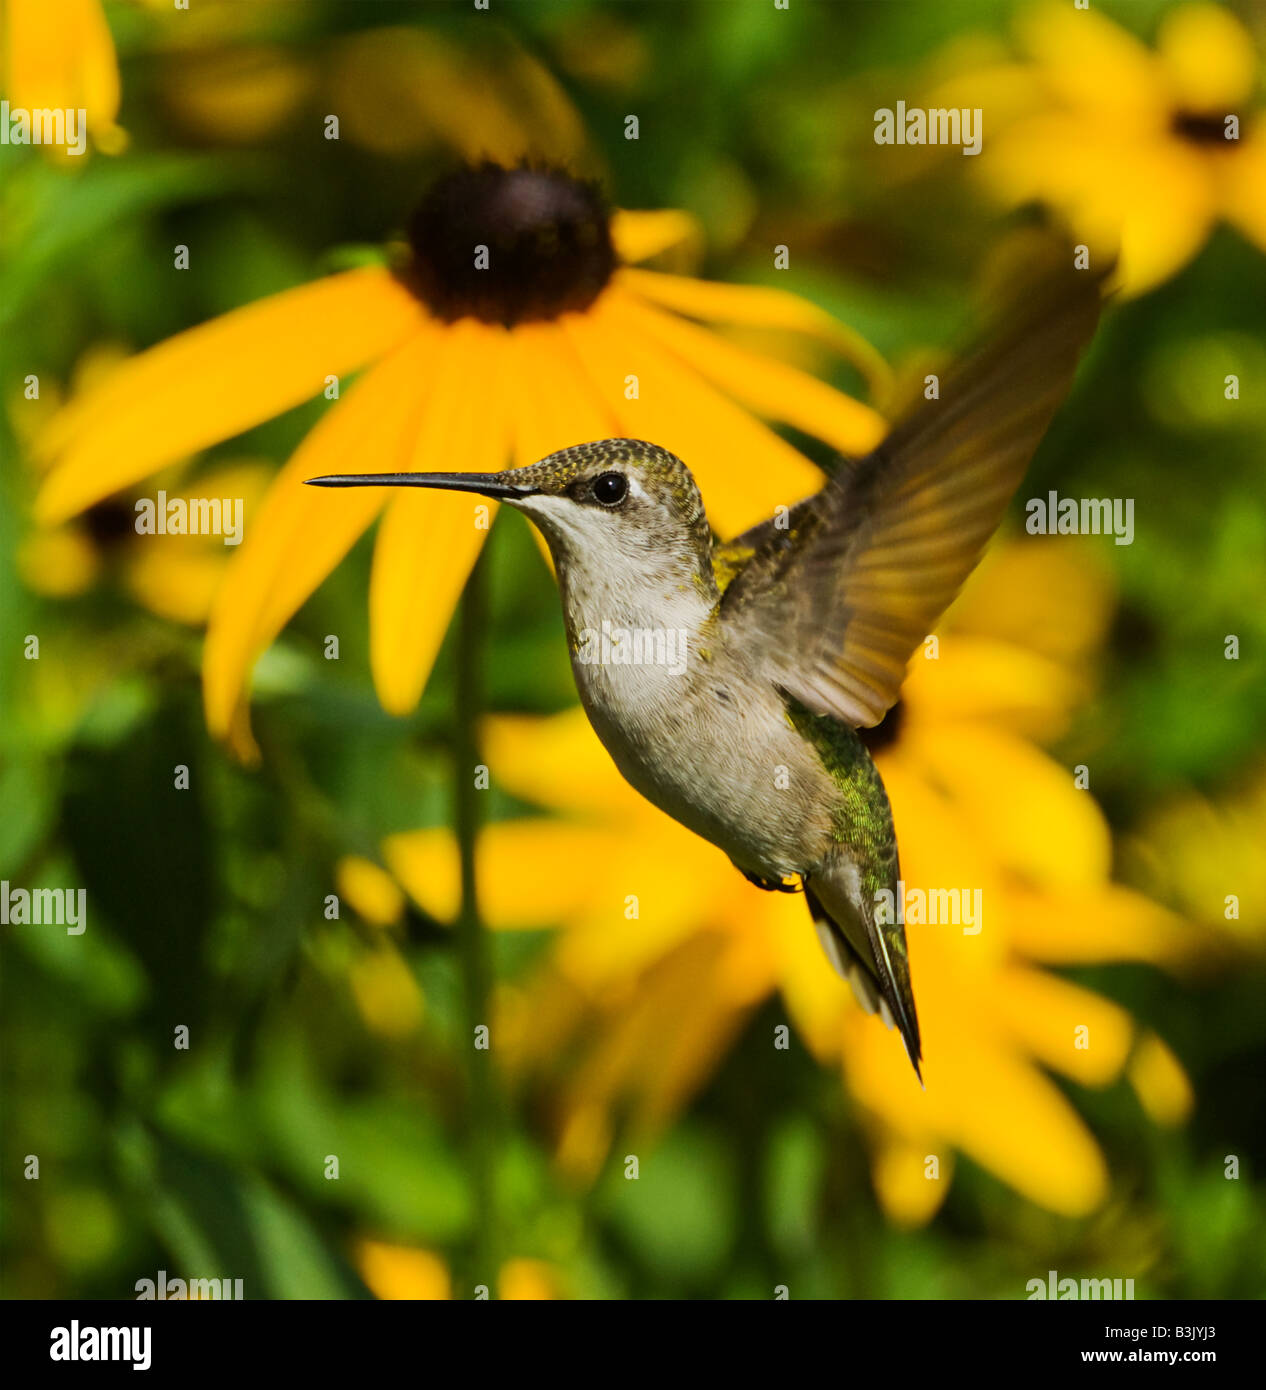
304, 472, 538, 500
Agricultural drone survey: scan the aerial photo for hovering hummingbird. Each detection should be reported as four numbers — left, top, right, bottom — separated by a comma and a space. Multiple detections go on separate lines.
308, 252, 1103, 1081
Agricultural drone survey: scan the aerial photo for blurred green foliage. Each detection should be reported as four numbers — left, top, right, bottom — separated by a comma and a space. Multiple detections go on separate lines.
2, 0, 1264, 1300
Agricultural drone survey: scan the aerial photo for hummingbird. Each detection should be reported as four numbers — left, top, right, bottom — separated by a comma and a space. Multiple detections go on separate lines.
308, 252, 1103, 1081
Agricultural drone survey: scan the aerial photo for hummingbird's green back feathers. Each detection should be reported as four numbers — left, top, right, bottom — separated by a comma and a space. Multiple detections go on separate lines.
718, 244, 1105, 729
786, 698, 921, 1077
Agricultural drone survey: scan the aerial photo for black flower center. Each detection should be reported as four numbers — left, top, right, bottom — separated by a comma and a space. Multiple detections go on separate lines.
83, 498, 136, 549
1171, 109, 1233, 146
857, 699, 905, 756
402, 163, 616, 327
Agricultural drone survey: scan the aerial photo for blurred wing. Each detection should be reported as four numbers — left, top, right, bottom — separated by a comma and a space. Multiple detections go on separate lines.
720, 249, 1104, 727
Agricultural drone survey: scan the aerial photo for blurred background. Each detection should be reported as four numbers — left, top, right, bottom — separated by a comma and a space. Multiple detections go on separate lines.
2, 0, 1264, 1300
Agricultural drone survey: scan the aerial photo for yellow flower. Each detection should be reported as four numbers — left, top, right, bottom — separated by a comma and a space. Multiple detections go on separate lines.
932, 3, 1266, 295
383, 539, 1194, 1223
0, 0, 123, 154
156, 23, 581, 158
353, 1239, 560, 1300
354, 1240, 451, 1300
1122, 766, 1266, 955
32, 161, 888, 761
18, 459, 270, 623
13, 347, 271, 623
329, 25, 588, 167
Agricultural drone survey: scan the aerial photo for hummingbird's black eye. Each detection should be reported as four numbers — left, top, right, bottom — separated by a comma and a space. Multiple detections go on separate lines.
592, 471, 628, 506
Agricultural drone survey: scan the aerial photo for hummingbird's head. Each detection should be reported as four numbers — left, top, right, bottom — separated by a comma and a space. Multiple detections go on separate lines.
306, 438, 716, 589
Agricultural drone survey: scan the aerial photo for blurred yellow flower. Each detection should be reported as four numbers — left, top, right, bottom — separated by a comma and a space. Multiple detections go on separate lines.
933, 3, 1266, 295
337, 855, 406, 929
32, 161, 888, 762
330, 26, 588, 166
0, 0, 123, 154
13, 347, 271, 624
346, 943, 424, 1040
353, 1239, 559, 1300
156, 23, 582, 158
18, 460, 271, 625
157, 43, 313, 146
383, 539, 1195, 1224
1123, 766, 1266, 955
354, 1239, 450, 1300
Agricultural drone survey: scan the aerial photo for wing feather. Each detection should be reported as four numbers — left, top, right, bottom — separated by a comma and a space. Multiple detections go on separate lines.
720, 245, 1105, 727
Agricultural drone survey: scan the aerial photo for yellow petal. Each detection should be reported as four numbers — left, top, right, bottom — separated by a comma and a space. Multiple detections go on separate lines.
844, 1010, 1109, 1216
505, 319, 618, 468
354, 1240, 450, 1300
993, 967, 1134, 1086
554, 1100, 614, 1186
1157, 4, 1257, 112
946, 538, 1115, 669
161, 45, 312, 145
618, 266, 891, 399
119, 461, 273, 625
944, 1039, 1109, 1215
369, 322, 509, 715
6, 0, 120, 138
607, 290, 886, 459
563, 290, 822, 535
876, 757, 1010, 970
497, 967, 588, 1079
383, 821, 627, 928
122, 544, 227, 626
498, 1258, 560, 1301
35, 269, 423, 523
869, 1136, 953, 1228
1017, 2, 1168, 123
553, 823, 735, 991
982, 116, 1215, 295
1111, 142, 1217, 295
1007, 884, 1194, 969
202, 328, 439, 742
336, 855, 405, 927
1222, 126, 1266, 254
332, 27, 585, 166
904, 725, 1112, 889
483, 709, 643, 818
16, 525, 101, 596
500, 320, 620, 571
334, 29, 506, 157
566, 933, 754, 1138
348, 944, 424, 1038
898, 634, 1080, 740
610, 209, 704, 264
774, 913, 852, 1061
1128, 1030, 1194, 1126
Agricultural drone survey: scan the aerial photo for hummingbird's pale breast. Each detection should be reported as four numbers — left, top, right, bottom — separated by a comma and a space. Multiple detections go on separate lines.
533, 495, 841, 880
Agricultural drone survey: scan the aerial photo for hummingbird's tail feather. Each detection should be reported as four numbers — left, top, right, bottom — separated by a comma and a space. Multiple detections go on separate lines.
805, 883, 923, 1085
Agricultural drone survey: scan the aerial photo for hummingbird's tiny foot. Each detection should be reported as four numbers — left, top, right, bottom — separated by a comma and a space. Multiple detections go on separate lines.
741, 869, 805, 894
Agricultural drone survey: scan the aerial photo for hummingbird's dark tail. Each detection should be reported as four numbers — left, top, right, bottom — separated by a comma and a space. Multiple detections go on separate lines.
804, 883, 923, 1086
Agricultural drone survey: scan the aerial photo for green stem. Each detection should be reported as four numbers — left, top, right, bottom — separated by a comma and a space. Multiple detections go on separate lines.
454, 548, 497, 1295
